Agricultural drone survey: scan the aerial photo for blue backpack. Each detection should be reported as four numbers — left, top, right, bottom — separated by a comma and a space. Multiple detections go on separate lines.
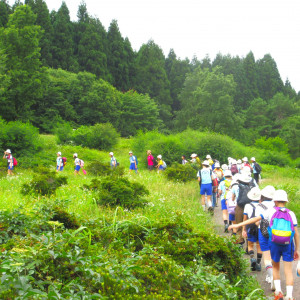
268, 207, 295, 245
134, 156, 138, 165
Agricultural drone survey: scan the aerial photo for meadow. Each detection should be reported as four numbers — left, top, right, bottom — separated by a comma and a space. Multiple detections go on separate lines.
0, 135, 299, 299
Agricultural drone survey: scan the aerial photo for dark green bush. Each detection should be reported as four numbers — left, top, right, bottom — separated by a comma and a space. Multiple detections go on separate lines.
73, 123, 119, 150
96, 177, 149, 209
0, 119, 43, 157
86, 160, 125, 177
51, 207, 79, 229
260, 150, 291, 167
21, 169, 68, 196
54, 121, 73, 144
164, 163, 197, 182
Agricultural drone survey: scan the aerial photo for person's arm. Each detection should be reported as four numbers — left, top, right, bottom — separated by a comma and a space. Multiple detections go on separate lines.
3, 152, 6, 159
294, 227, 299, 260
228, 216, 262, 230
242, 214, 248, 238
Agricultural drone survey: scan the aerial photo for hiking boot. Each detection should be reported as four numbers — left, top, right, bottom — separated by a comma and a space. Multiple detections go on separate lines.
208, 206, 214, 215
250, 258, 257, 271
273, 291, 284, 300
255, 263, 261, 271
224, 224, 229, 233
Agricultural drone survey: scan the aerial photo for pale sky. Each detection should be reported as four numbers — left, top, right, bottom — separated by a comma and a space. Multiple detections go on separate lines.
16, 0, 300, 92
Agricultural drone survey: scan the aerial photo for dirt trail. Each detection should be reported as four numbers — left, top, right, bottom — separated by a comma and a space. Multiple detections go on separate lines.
212, 202, 299, 299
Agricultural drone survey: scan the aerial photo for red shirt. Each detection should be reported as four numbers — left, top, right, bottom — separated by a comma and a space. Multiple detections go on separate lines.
147, 155, 154, 166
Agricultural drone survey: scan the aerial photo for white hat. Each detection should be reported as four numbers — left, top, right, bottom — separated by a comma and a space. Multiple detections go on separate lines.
206, 154, 211, 159
238, 173, 252, 183
242, 166, 251, 175
6, 149, 11, 154
73, 153, 78, 157
251, 157, 256, 161
157, 154, 162, 159
261, 185, 275, 199
191, 153, 197, 158
214, 162, 220, 168
202, 160, 209, 166
129, 151, 133, 154
57, 151, 61, 155
231, 159, 237, 164
273, 190, 288, 202
232, 173, 240, 181
224, 170, 232, 177
237, 159, 242, 164
242, 157, 248, 162
109, 152, 114, 156
221, 164, 228, 170
247, 187, 261, 201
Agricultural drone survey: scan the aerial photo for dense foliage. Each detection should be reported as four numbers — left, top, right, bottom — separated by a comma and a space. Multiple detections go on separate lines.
164, 163, 197, 182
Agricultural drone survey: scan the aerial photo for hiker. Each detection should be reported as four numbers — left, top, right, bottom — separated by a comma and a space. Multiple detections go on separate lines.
213, 162, 224, 183
197, 160, 214, 213
251, 157, 262, 185
147, 150, 155, 171
129, 151, 138, 174
109, 152, 117, 168
231, 171, 257, 246
156, 155, 167, 172
241, 157, 252, 172
218, 170, 233, 232
206, 154, 214, 166
237, 159, 242, 173
243, 187, 263, 271
221, 164, 228, 171
191, 153, 201, 166
255, 185, 276, 290
230, 159, 239, 176
56, 152, 64, 172
229, 190, 299, 300
181, 155, 188, 165
3, 149, 14, 176
73, 153, 81, 175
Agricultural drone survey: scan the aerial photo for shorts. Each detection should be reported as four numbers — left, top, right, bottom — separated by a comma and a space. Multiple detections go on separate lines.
148, 165, 154, 171
229, 213, 235, 221
200, 183, 212, 196
270, 241, 294, 262
129, 163, 137, 171
247, 231, 258, 242
8, 165, 14, 170
158, 165, 165, 170
75, 165, 81, 171
258, 229, 270, 251
221, 199, 227, 210
56, 166, 63, 171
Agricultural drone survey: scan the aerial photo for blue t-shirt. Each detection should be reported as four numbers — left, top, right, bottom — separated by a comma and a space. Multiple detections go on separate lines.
252, 163, 258, 174
129, 155, 136, 164
197, 168, 212, 184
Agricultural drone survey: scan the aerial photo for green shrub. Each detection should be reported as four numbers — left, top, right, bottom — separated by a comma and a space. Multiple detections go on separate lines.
0, 120, 43, 157
96, 177, 149, 209
21, 169, 68, 196
164, 163, 197, 182
255, 136, 289, 154
86, 161, 125, 177
51, 207, 80, 229
54, 121, 73, 145
73, 123, 119, 150
260, 150, 291, 167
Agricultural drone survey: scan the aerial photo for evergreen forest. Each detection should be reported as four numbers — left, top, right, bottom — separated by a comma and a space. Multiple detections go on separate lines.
0, 0, 299, 159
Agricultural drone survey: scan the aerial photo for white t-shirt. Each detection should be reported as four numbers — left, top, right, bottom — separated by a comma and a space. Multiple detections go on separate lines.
260, 206, 298, 226
75, 158, 80, 166
244, 201, 259, 218
255, 200, 275, 228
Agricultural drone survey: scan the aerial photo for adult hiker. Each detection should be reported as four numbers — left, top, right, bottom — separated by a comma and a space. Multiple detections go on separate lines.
129, 151, 138, 174
109, 152, 117, 168
213, 162, 224, 184
231, 171, 257, 246
181, 155, 188, 165
197, 160, 214, 213
3, 149, 14, 176
147, 150, 155, 171
191, 153, 201, 166
251, 157, 262, 185
206, 154, 214, 166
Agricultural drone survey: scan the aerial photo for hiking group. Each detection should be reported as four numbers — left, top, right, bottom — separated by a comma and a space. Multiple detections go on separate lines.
3, 149, 300, 299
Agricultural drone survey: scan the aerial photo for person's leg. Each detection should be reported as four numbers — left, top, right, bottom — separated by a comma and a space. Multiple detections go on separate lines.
254, 173, 259, 185
201, 194, 206, 211
212, 192, 216, 207
234, 205, 244, 244
283, 261, 294, 299
256, 242, 262, 271
248, 240, 256, 271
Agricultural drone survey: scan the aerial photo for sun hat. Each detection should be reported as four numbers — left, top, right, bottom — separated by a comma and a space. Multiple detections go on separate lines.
237, 159, 242, 164
129, 151, 133, 154
57, 151, 61, 155
238, 173, 252, 183
6, 149, 11, 154
157, 154, 162, 159
231, 159, 237, 164
261, 185, 275, 199
232, 173, 240, 181
242, 166, 251, 175
214, 162, 220, 168
251, 157, 256, 161
202, 160, 209, 166
206, 154, 211, 159
109, 152, 113, 156
73, 153, 78, 157
224, 170, 232, 177
221, 164, 228, 170
247, 187, 261, 201
191, 153, 197, 158
242, 157, 248, 162
273, 190, 288, 202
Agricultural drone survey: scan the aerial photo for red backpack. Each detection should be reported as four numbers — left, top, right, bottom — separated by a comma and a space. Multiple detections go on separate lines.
62, 157, 67, 166
13, 157, 18, 166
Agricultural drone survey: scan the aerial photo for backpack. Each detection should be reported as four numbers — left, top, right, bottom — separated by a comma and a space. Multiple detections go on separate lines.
79, 159, 84, 167
133, 155, 138, 165
247, 203, 258, 237
13, 157, 18, 166
226, 188, 236, 215
258, 203, 269, 238
236, 180, 256, 208
268, 207, 295, 245
62, 157, 67, 166
214, 169, 223, 181
254, 162, 262, 173
224, 180, 232, 199
162, 161, 167, 169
